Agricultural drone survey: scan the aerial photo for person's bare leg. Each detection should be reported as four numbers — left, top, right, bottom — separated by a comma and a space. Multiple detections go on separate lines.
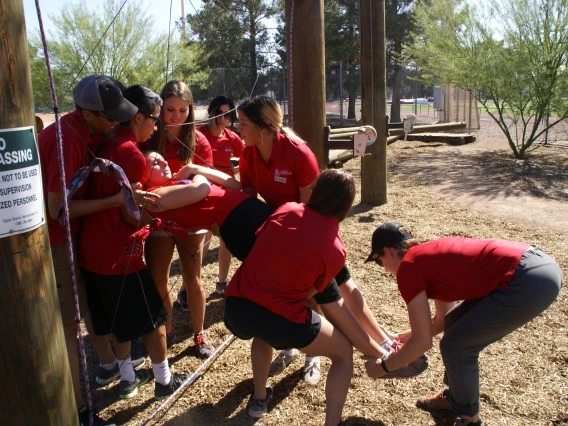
300, 316, 353, 426
143, 326, 167, 363
339, 278, 393, 343
145, 236, 176, 335
251, 338, 273, 399
177, 234, 206, 333
217, 239, 232, 283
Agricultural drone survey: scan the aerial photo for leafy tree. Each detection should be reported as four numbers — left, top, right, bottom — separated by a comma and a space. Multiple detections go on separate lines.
325, 0, 360, 120
407, 0, 568, 158
386, 0, 418, 122
28, 0, 203, 109
185, 0, 279, 100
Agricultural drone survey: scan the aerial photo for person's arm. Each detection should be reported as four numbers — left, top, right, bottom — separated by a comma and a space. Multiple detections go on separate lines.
146, 175, 211, 211
320, 299, 386, 358
47, 190, 124, 221
363, 290, 433, 378
176, 163, 242, 189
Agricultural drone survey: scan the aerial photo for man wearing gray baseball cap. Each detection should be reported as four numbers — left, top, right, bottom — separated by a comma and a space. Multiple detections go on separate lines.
38, 74, 139, 426
73, 74, 138, 127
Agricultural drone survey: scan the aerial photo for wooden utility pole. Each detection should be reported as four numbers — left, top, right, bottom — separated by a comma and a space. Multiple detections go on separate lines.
0, 1, 77, 424
285, 0, 326, 170
360, 0, 387, 205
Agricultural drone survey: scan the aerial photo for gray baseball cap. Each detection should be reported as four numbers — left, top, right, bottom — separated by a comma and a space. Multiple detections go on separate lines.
73, 75, 138, 122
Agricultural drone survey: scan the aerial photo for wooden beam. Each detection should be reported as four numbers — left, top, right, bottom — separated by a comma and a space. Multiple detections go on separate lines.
286, 0, 326, 170
0, 1, 76, 424
360, 0, 387, 205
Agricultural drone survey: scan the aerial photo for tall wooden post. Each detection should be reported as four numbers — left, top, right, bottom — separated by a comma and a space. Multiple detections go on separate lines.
285, 0, 326, 170
360, 0, 387, 205
0, 1, 77, 424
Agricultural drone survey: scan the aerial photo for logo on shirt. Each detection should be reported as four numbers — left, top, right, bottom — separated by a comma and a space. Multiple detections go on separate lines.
274, 168, 291, 184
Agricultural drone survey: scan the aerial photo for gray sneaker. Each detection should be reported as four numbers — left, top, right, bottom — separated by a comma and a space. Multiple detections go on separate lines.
118, 369, 152, 399
96, 363, 120, 386
247, 387, 273, 418
268, 349, 299, 377
176, 289, 188, 311
154, 372, 189, 401
381, 355, 429, 379
215, 281, 229, 296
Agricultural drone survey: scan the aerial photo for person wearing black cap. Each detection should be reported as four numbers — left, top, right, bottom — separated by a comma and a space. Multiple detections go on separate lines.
363, 222, 563, 426
38, 74, 143, 426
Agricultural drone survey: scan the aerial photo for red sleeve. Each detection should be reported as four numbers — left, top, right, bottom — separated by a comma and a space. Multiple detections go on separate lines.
293, 142, 320, 187
238, 148, 253, 188
113, 142, 146, 183
194, 130, 213, 166
228, 130, 245, 157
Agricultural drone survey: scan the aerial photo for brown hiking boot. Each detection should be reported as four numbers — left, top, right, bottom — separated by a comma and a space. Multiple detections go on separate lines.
416, 388, 453, 412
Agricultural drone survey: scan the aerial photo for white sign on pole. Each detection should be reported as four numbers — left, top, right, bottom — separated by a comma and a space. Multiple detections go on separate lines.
0, 127, 45, 237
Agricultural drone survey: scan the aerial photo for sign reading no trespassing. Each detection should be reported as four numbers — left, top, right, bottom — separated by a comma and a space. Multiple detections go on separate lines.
0, 127, 45, 237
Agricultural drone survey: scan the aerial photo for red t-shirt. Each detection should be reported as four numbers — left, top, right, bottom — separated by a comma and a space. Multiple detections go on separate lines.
79, 127, 146, 275
197, 125, 244, 176
163, 129, 213, 173
225, 202, 346, 324
396, 237, 529, 304
149, 182, 251, 232
239, 132, 319, 207
38, 110, 101, 246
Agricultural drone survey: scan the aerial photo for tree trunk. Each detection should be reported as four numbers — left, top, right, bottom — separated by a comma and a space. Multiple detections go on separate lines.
390, 64, 402, 122
0, 0, 77, 424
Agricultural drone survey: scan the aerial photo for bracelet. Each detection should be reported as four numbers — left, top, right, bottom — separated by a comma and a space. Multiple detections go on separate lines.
381, 359, 391, 373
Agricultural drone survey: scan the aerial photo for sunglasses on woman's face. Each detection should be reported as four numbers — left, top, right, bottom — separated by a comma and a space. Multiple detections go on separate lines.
216, 110, 232, 120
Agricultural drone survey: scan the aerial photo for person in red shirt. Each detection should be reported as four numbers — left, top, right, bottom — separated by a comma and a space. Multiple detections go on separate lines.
144, 80, 214, 357
38, 74, 139, 425
237, 95, 400, 386
363, 222, 563, 426
198, 96, 245, 296
140, 153, 424, 376
224, 169, 356, 424
79, 85, 187, 402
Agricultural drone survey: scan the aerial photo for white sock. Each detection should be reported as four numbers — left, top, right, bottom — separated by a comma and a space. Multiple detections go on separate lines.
100, 359, 117, 370
117, 358, 135, 382
152, 359, 172, 386
379, 338, 393, 352
281, 348, 297, 357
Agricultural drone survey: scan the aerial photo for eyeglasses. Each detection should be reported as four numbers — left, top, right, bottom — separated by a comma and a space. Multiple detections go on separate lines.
91, 111, 118, 123
369, 252, 384, 267
216, 110, 232, 120
144, 114, 160, 124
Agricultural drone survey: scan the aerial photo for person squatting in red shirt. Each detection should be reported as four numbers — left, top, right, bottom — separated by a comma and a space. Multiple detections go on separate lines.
363, 222, 562, 426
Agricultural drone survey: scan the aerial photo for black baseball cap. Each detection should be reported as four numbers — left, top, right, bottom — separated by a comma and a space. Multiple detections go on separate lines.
364, 222, 413, 263
73, 75, 138, 122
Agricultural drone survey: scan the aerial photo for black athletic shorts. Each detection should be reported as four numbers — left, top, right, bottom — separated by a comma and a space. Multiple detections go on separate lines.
224, 296, 321, 350
220, 197, 275, 261
82, 268, 167, 343
312, 264, 351, 304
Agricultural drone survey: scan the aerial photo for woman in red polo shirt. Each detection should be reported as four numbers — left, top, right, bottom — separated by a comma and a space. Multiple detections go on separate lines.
237, 95, 400, 386
197, 96, 245, 296
144, 80, 214, 357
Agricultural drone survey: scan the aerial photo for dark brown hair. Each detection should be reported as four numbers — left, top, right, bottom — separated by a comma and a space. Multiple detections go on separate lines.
307, 169, 356, 222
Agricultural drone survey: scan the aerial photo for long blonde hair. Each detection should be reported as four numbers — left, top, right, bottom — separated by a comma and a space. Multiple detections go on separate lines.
237, 95, 297, 138
149, 80, 196, 165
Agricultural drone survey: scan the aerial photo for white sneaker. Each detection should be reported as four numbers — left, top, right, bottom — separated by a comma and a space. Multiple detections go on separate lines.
302, 357, 321, 385
268, 349, 299, 376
